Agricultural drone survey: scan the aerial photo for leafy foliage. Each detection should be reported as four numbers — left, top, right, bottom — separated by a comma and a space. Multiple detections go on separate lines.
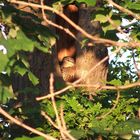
31, 90, 139, 139
0, 0, 140, 140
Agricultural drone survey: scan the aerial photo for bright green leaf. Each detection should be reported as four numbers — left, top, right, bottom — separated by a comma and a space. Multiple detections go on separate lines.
76, 0, 96, 6
70, 129, 86, 139
119, 134, 132, 140
108, 79, 122, 86
8, 28, 18, 38
114, 119, 140, 135
28, 71, 39, 86
0, 52, 9, 72
103, 19, 121, 32
14, 136, 45, 140
127, 2, 140, 10
0, 85, 14, 104
94, 14, 108, 23
14, 65, 27, 76
0, 30, 34, 57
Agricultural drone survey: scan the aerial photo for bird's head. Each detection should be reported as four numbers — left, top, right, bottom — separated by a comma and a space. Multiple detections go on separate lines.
61, 56, 75, 68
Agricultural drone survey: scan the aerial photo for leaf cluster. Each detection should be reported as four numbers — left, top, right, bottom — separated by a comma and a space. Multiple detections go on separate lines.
0, 0, 140, 140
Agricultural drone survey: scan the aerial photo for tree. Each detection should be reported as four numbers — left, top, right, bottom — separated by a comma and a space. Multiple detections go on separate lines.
0, 0, 140, 140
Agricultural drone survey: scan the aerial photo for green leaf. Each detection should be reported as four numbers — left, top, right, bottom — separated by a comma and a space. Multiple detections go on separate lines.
94, 14, 108, 23
127, 2, 140, 10
53, 2, 63, 11
35, 43, 50, 53
28, 71, 39, 86
70, 129, 86, 139
66, 97, 85, 113
119, 134, 132, 140
8, 28, 18, 38
113, 119, 140, 135
102, 19, 121, 32
41, 100, 55, 118
0, 85, 14, 104
14, 61, 28, 76
16, 31, 35, 52
76, 0, 96, 6
0, 30, 34, 57
36, 33, 56, 53
0, 73, 11, 86
38, 34, 56, 47
0, 52, 9, 72
14, 66, 27, 76
14, 136, 45, 140
108, 79, 122, 86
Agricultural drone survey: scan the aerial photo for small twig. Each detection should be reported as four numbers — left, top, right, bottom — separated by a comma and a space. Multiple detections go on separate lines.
41, 111, 59, 129
36, 46, 121, 101
40, 0, 77, 40
63, 131, 76, 140
96, 91, 120, 120
49, 74, 67, 140
58, 109, 77, 140
9, 0, 140, 48
41, 110, 76, 140
36, 55, 109, 100
107, 0, 140, 20
49, 74, 61, 128
73, 82, 140, 90
60, 105, 67, 130
107, 16, 124, 34
0, 107, 57, 140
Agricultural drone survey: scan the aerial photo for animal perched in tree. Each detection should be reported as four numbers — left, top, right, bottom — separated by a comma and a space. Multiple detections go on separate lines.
55, 3, 108, 93
55, 3, 78, 83
75, 5, 108, 94
56, 4, 78, 62
60, 56, 76, 82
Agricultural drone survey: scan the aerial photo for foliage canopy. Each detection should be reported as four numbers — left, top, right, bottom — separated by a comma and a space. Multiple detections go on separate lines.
0, 0, 140, 140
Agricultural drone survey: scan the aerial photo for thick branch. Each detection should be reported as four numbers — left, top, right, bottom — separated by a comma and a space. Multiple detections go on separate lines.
0, 107, 57, 140
74, 82, 140, 90
10, 0, 140, 48
36, 47, 121, 101
40, 0, 77, 40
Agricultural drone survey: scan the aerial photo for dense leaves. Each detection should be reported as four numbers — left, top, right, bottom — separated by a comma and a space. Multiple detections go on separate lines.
0, 0, 140, 140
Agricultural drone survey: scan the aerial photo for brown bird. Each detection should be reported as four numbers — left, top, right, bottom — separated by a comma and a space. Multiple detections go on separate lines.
60, 56, 76, 83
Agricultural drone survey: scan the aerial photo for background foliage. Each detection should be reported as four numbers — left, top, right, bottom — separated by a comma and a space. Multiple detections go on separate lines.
0, 0, 140, 140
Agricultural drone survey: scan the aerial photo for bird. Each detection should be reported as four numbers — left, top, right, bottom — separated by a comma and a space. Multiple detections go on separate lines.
60, 56, 76, 83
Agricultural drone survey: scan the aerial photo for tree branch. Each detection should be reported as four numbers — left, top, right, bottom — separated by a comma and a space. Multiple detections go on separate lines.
0, 107, 57, 140
49, 74, 67, 140
40, 0, 77, 40
96, 91, 120, 119
107, 0, 140, 20
36, 46, 121, 101
41, 111, 59, 129
74, 82, 140, 90
41, 110, 76, 140
60, 105, 67, 131
9, 0, 140, 48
